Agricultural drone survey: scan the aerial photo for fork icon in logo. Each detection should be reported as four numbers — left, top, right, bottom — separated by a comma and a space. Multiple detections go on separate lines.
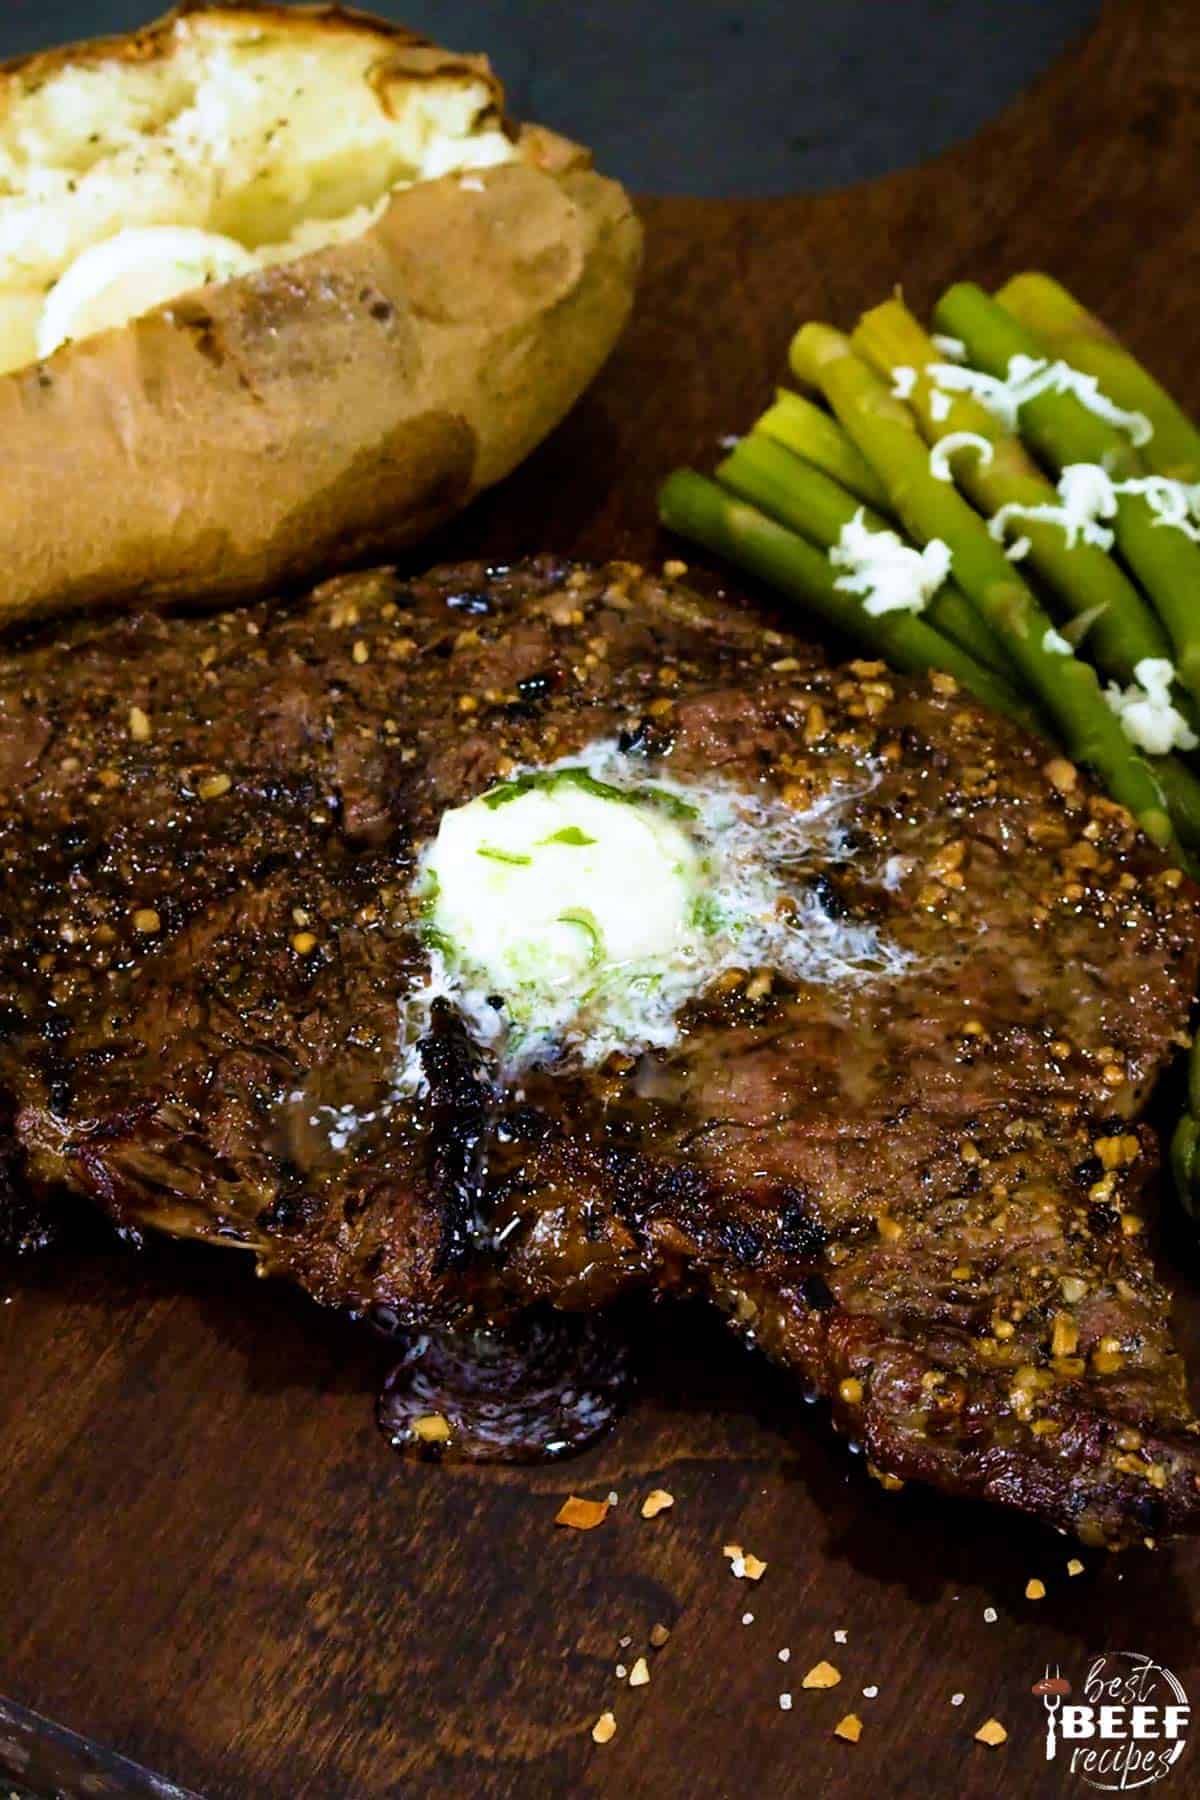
1032, 1666, 1073, 1760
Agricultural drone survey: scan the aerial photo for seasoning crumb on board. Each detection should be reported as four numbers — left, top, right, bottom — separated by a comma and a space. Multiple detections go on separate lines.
802, 1661, 842, 1690
555, 1496, 609, 1530
650, 1623, 671, 1648
779, 1693, 793, 1711
983, 1606, 998, 1623
641, 1489, 674, 1519
1067, 1558, 1086, 1576
1025, 1578, 1046, 1600
723, 1543, 767, 1580
629, 1657, 650, 1688
834, 1714, 863, 1743
975, 1719, 1008, 1748
592, 1712, 617, 1745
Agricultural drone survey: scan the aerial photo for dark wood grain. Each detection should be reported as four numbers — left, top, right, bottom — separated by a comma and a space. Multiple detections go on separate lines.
2, 3, 1199, 1794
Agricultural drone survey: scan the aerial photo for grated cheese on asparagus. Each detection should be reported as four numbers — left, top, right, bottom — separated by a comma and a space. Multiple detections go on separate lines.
990, 464, 1123, 555
928, 432, 994, 484
891, 362, 954, 424
1123, 475, 1200, 541
927, 353, 1153, 444
1103, 658, 1198, 755
1042, 626, 1073, 656
830, 508, 952, 617
989, 463, 1200, 560
930, 333, 967, 362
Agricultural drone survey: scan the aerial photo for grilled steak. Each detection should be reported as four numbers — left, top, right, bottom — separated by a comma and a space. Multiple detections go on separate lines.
2, 556, 1199, 1545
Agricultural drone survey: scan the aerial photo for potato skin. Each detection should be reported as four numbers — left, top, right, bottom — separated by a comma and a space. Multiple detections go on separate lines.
0, 8, 642, 624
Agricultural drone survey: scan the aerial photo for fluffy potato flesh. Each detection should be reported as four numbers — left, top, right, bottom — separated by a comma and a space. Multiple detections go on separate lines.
0, 8, 516, 373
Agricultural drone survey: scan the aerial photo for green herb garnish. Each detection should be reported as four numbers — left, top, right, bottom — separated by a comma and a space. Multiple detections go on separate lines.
482, 767, 698, 822
689, 892, 725, 935
418, 869, 441, 916
541, 825, 597, 847
476, 846, 533, 865
557, 907, 604, 968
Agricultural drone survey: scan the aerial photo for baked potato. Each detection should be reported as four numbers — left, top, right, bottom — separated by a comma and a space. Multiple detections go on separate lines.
0, 3, 642, 623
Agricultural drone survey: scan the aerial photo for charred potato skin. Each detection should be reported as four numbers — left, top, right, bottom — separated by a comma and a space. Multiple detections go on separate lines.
0, 5, 643, 622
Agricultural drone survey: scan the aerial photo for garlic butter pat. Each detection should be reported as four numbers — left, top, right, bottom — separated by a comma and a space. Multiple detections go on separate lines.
37, 226, 256, 359
398, 745, 911, 1085
426, 768, 703, 996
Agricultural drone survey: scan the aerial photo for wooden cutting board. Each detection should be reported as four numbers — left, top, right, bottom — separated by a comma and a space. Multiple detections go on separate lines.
2, 4, 1199, 1794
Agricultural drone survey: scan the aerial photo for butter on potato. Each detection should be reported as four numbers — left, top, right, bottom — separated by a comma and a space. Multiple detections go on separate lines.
0, 10, 516, 372
0, 6, 641, 624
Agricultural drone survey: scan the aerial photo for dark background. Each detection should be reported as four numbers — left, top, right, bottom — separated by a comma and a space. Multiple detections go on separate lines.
4, 1, 1100, 196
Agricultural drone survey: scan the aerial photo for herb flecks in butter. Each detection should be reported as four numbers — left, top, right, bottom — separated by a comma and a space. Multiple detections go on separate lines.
396, 743, 909, 1088
542, 826, 597, 847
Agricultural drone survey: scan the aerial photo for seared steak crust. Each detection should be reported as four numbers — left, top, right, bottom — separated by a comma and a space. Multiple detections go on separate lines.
1, 557, 1199, 1544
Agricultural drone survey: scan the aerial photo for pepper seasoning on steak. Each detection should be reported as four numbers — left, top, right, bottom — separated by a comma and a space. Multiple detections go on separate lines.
1, 556, 1198, 1546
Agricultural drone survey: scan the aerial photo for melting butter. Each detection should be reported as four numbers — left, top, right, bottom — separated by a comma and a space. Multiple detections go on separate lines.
397, 745, 908, 1088
427, 768, 705, 994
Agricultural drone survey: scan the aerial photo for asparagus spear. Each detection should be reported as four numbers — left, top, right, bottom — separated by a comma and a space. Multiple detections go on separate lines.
661, 466, 1200, 851
788, 322, 1177, 850
716, 432, 1012, 674
932, 283, 1200, 698
1171, 1112, 1199, 1221
657, 470, 1042, 730
995, 273, 1200, 483
1155, 757, 1200, 848
851, 297, 1179, 689
1171, 1023, 1200, 1222
754, 389, 892, 510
